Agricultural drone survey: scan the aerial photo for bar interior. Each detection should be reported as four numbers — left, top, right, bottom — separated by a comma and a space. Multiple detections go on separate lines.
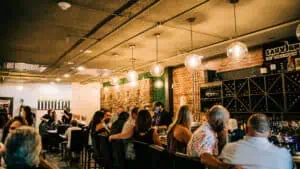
0, 0, 300, 169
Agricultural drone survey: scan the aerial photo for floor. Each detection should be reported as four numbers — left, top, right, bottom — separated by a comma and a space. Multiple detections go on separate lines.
46, 152, 82, 169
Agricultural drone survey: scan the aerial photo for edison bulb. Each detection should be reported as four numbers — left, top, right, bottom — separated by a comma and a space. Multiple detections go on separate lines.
184, 54, 203, 70
150, 63, 164, 77
154, 80, 164, 88
127, 70, 138, 82
227, 41, 248, 59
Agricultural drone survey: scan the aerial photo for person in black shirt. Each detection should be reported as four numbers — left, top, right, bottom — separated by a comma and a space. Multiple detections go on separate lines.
62, 107, 72, 124
152, 102, 173, 129
21, 106, 34, 127
110, 110, 129, 169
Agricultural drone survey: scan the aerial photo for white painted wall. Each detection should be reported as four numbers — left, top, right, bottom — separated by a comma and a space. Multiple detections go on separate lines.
0, 82, 101, 123
71, 82, 101, 122
0, 83, 72, 115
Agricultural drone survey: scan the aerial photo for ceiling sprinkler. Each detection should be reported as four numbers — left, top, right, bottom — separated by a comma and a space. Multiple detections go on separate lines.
58, 1, 72, 11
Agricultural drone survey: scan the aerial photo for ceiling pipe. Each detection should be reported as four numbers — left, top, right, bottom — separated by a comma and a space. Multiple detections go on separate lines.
80, 19, 300, 84
46, 0, 141, 74
52, 0, 161, 77
64, 0, 210, 78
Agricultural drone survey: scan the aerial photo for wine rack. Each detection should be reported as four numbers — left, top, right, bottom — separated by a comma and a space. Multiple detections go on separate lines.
200, 85, 222, 112
200, 71, 300, 114
37, 100, 71, 110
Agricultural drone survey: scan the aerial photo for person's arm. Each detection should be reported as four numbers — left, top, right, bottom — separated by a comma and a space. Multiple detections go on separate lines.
200, 153, 243, 169
109, 126, 134, 141
153, 129, 162, 146
95, 123, 105, 132
173, 126, 192, 144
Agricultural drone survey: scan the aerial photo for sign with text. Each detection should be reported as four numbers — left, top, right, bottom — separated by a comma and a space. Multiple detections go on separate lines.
263, 37, 300, 72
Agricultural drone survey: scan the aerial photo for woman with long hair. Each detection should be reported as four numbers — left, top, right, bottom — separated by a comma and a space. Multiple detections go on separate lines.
167, 105, 192, 154
21, 106, 34, 126
1, 116, 28, 143
133, 110, 161, 145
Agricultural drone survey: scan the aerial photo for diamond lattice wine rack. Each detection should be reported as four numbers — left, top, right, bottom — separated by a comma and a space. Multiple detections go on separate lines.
200, 71, 300, 114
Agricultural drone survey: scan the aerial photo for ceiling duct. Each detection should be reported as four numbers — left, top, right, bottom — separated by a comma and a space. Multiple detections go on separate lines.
2, 62, 47, 73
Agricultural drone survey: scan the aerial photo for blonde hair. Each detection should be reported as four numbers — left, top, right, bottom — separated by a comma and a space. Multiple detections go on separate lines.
5, 126, 42, 168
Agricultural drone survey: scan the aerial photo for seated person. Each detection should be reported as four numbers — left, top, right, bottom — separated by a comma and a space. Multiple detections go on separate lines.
220, 114, 293, 169
228, 118, 245, 142
187, 105, 229, 157
64, 120, 81, 149
41, 110, 52, 122
2, 116, 28, 143
167, 105, 192, 154
4, 126, 56, 169
109, 109, 161, 146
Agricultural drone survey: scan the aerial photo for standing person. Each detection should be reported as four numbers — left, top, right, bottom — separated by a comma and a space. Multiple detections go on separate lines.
21, 106, 34, 126
109, 107, 139, 162
187, 105, 230, 158
167, 105, 192, 154
110, 109, 129, 169
62, 107, 72, 124
220, 114, 293, 169
152, 102, 173, 129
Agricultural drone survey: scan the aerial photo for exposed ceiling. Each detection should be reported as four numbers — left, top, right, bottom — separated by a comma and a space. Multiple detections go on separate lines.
0, 0, 299, 84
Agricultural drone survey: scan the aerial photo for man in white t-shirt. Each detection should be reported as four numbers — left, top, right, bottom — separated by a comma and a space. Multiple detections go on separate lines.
220, 113, 293, 169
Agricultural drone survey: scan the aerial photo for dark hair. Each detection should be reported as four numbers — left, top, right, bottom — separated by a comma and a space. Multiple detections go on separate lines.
47, 109, 52, 116
23, 106, 34, 126
154, 102, 164, 108
89, 110, 105, 134
2, 116, 28, 143
0, 109, 8, 128
131, 107, 139, 116
135, 110, 152, 133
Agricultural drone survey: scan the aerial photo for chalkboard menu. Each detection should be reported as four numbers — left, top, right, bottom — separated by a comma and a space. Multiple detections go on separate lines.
263, 37, 300, 72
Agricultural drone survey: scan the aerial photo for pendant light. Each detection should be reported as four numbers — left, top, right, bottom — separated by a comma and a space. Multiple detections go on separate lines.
184, 18, 203, 71
127, 45, 138, 82
150, 33, 164, 77
296, 23, 300, 41
227, 0, 248, 59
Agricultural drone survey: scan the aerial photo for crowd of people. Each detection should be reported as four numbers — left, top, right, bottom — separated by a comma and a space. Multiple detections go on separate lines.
0, 101, 296, 169
88, 102, 295, 169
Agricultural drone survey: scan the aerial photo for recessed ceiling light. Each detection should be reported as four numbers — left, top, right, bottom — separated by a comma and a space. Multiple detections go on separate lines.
50, 81, 55, 85
77, 66, 85, 71
80, 50, 93, 54
64, 74, 70, 78
67, 62, 74, 65
55, 78, 61, 82
58, 1, 72, 11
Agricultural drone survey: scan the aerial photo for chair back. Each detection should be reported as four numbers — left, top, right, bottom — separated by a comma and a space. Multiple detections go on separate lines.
58, 125, 69, 135
149, 145, 172, 169
133, 140, 151, 169
172, 152, 205, 169
70, 129, 83, 152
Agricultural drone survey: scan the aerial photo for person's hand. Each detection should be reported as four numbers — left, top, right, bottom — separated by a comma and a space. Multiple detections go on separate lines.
108, 136, 113, 142
0, 143, 6, 154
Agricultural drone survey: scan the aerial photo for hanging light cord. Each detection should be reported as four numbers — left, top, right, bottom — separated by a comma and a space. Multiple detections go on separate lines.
190, 21, 193, 51
233, 3, 238, 37
156, 35, 159, 63
131, 46, 135, 70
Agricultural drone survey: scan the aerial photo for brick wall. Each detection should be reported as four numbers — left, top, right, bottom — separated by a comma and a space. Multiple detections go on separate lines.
101, 78, 153, 113
172, 47, 263, 114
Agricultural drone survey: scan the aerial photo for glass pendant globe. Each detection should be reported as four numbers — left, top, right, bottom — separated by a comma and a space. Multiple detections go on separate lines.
127, 70, 138, 82
296, 24, 300, 41
184, 54, 203, 70
227, 41, 248, 59
154, 80, 164, 89
110, 77, 119, 86
150, 63, 164, 77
